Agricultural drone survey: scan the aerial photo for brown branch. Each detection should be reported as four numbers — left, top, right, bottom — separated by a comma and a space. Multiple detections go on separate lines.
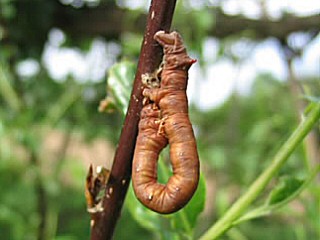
89, 0, 177, 239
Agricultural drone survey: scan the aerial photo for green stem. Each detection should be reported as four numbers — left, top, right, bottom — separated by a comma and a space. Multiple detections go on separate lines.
44, 85, 82, 126
158, 156, 170, 180
227, 228, 249, 240
199, 103, 320, 240
234, 164, 320, 224
0, 61, 22, 112
177, 208, 192, 233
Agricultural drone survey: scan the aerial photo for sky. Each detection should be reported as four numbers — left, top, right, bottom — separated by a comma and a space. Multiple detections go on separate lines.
188, 34, 320, 109
17, 0, 320, 110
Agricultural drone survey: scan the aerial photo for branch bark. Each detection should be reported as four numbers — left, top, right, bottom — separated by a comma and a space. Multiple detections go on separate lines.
89, 0, 177, 239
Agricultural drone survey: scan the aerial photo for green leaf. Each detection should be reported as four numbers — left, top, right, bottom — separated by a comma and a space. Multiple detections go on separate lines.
0, 60, 22, 112
125, 185, 162, 233
106, 60, 136, 114
45, 85, 82, 126
171, 173, 206, 234
54, 236, 77, 240
235, 166, 320, 225
125, 169, 206, 238
267, 176, 304, 205
304, 95, 320, 103
121, 33, 143, 56
183, 173, 206, 227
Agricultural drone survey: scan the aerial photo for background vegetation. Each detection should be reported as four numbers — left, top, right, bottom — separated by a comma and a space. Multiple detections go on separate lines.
0, 0, 319, 239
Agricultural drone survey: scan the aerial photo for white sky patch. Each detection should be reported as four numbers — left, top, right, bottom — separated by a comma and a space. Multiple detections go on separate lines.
60, 0, 101, 8
222, 0, 320, 19
116, 0, 149, 10
16, 59, 40, 78
229, 38, 256, 60
203, 37, 219, 62
188, 60, 237, 110
203, 61, 237, 107
222, 0, 243, 15
189, 37, 287, 110
222, 0, 261, 19
48, 28, 65, 47
43, 45, 86, 82
294, 34, 320, 78
288, 32, 314, 50
42, 1, 319, 110
42, 29, 120, 83
83, 39, 119, 82
187, 64, 201, 105
251, 39, 287, 80
236, 63, 256, 95
267, 0, 320, 17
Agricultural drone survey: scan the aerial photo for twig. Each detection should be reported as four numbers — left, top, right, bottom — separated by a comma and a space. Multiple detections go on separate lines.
29, 150, 47, 240
90, 1, 177, 239
0, 60, 22, 112
199, 103, 320, 240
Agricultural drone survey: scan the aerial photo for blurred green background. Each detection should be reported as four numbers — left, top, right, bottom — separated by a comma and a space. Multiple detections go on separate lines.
0, 0, 319, 239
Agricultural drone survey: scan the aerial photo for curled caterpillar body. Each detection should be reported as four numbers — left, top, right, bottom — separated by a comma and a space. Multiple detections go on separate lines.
132, 31, 199, 214
132, 104, 169, 211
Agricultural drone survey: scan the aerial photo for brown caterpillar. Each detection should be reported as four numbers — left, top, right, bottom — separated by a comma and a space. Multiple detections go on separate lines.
132, 31, 199, 214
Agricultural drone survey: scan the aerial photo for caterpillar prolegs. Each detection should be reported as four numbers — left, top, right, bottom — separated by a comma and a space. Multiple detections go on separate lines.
132, 31, 199, 214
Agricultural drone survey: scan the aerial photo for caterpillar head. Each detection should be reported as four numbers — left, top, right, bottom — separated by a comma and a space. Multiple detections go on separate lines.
154, 31, 196, 70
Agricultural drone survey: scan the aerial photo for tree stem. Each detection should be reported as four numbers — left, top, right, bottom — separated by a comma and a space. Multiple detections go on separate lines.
89, 1, 177, 239
199, 103, 320, 240
0, 61, 22, 112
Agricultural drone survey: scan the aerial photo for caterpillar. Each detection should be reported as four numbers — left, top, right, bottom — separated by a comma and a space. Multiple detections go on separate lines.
132, 31, 199, 214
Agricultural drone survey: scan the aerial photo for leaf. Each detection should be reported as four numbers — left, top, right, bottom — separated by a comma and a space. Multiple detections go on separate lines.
267, 176, 304, 206
183, 173, 206, 227
121, 33, 144, 57
304, 95, 320, 103
126, 172, 206, 237
171, 174, 206, 233
54, 236, 77, 240
125, 185, 162, 232
106, 60, 136, 114
235, 167, 320, 225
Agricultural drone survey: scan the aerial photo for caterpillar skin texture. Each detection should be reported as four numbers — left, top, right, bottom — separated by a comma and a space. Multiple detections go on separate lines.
132, 31, 199, 214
